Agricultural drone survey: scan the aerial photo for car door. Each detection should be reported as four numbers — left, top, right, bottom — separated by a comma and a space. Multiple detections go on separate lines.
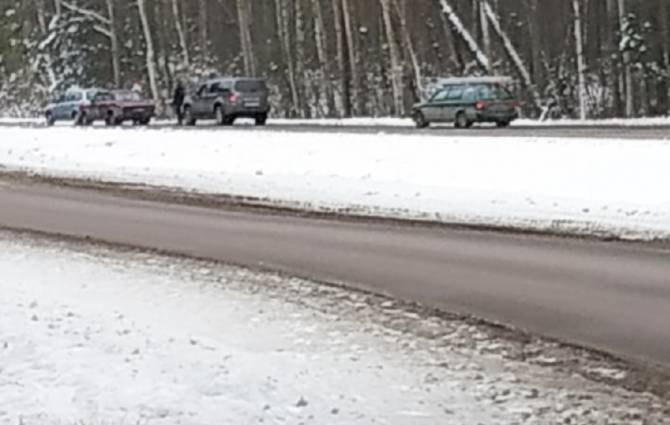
443, 85, 466, 122
204, 82, 225, 114
423, 89, 450, 122
57, 93, 72, 120
191, 84, 209, 117
65, 92, 82, 119
50, 95, 65, 119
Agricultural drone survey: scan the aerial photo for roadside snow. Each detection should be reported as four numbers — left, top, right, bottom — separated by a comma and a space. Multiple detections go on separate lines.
1, 126, 669, 240
1, 232, 668, 424
4, 115, 670, 127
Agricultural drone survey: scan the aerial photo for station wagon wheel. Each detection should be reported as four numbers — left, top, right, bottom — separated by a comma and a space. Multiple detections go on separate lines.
45, 112, 55, 127
413, 110, 429, 129
496, 120, 511, 128
255, 113, 267, 126
455, 112, 470, 129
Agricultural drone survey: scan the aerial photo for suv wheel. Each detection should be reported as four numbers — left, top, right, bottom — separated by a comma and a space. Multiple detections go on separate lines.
455, 112, 470, 129
255, 113, 267, 126
496, 120, 511, 128
413, 111, 429, 129
215, 105, 226, 125
45, 112, 55, 127
223, 115, 236, 126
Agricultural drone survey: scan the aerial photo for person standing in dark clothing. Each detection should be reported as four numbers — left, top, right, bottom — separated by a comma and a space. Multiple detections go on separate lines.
172, 80, 186, 125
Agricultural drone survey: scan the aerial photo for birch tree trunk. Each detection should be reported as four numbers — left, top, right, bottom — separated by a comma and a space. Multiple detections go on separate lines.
237, 0, 256, 76
525, 0, 543, 86
331, 0, 350, 117
275, 0, 300, 117
657, 0, 669, 114
482, 1, 542, 113
341, 0, 359, 115
380, 0, 403, 115
311, 0, 335, 116
394, 0, 422, 99
606, 0, 623, 115
437, 0, 490, 73
137, 0, 159, 109
294, 0, 308, 117
198, 0, 208, 55
572, 0, 587, 120
171, 0, 189, 68
105, 0, 120, 86
479, 0, 492, 64
618, 0, 634, 117
35, 0, 59, 91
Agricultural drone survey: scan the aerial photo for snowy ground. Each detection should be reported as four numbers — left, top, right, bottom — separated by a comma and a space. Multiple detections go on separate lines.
1, 126, 669, 241
1, 231, 668, 424
4, 115, 670, 127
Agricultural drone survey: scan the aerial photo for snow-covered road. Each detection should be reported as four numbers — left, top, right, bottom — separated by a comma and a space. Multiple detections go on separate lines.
0, 126, 669, 240
0, 232, 668, 424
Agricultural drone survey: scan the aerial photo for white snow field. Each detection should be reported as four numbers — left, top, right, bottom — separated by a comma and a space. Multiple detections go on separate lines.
1, 126, 669, 240
0, 232, 668, 424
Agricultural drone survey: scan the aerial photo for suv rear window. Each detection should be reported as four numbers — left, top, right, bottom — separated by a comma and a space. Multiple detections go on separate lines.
235, 80, 267, 93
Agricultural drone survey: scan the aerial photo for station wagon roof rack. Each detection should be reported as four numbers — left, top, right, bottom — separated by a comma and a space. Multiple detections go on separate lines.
432, 76, 514, 86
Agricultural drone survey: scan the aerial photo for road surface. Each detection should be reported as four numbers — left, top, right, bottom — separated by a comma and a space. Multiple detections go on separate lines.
1, 180, 669, 366
1, 120, 670, 139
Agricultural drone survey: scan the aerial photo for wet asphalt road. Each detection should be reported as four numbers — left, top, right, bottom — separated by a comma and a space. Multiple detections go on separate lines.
1, 180, 669, 366
1, 120, 670, 139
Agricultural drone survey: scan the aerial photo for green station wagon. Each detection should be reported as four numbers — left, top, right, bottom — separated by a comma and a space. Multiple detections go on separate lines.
412, 77, 519, 129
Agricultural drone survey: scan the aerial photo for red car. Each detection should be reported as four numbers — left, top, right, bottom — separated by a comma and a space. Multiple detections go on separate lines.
91, 90, 156, 126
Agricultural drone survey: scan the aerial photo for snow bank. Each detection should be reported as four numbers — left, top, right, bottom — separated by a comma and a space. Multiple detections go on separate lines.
1, 233, 667, 424
0, 126, 669, 240
5, 115, 670, 128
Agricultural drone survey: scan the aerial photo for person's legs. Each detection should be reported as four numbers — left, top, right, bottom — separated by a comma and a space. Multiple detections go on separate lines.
174, 104, 184, 125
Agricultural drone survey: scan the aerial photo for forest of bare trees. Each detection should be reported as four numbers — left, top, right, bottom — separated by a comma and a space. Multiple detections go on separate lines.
1, 0, 669, 119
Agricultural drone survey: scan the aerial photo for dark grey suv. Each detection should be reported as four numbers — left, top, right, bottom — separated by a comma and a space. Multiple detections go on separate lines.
183, 77, 270, 126
413, 77, 519, 129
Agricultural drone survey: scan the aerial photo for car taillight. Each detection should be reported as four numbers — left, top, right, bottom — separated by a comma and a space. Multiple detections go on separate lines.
475, 101, 487, 111
228, 93, 238, 103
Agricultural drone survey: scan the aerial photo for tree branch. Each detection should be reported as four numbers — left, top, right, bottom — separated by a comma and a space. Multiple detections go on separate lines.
61, 1, 111, 26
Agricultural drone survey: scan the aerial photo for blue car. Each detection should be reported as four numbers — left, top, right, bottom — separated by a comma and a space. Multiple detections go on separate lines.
45, 88, 101, 126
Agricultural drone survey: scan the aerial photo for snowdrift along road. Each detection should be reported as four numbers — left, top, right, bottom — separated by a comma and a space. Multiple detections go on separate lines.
0, 125, 668, 242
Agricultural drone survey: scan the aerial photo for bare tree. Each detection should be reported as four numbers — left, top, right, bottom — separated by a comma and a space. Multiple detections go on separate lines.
341, 0, 359, 114
171, 0, 190, 68
137, 0, 159, 108
237, 0, 256, 76
380, 0, 403, 115
394, 0, 422, 97
60, 1, 120, 87
618, 0, 634, 117
437, 0, 490, 73
275, 0, 300, 117
311, 0, 336, 115
481, 1, 541, 113
198, 0, 208, 55
572, 0, 587, 120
